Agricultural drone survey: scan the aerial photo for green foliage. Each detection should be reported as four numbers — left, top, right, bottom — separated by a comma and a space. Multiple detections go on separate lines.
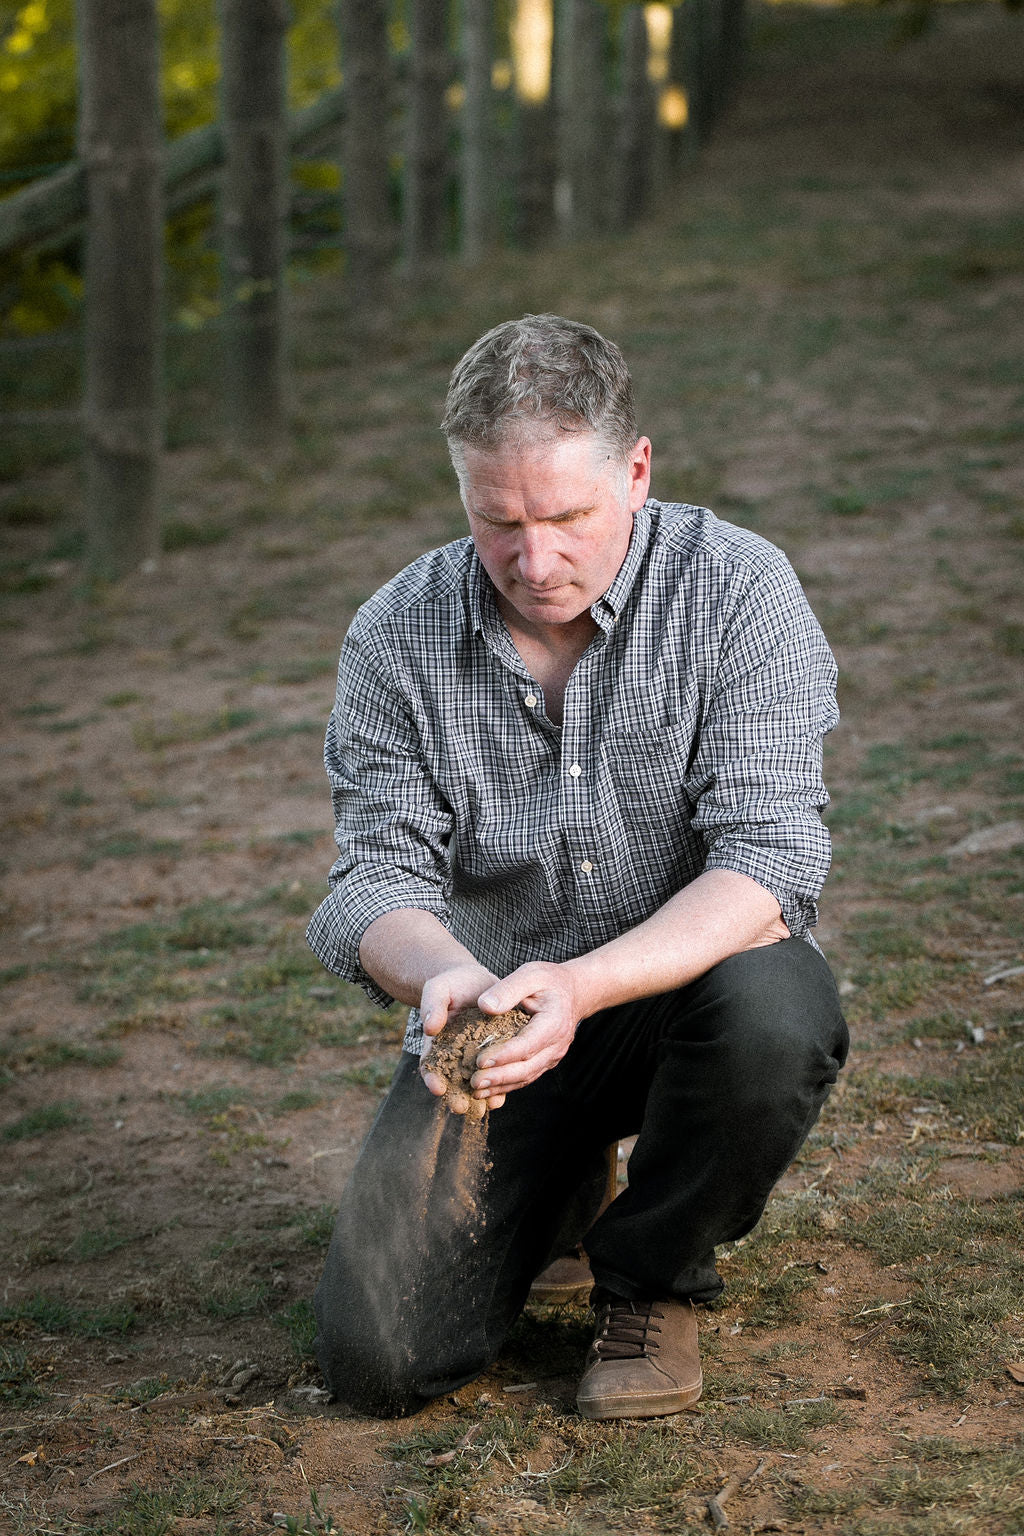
70, 1472, 250, 1536
0, 1290, 137, 1335
276, 1298, 317, 1359
2, 1099, 84, 1139
0, 1342, 41, 1403
0, 0, 341, 332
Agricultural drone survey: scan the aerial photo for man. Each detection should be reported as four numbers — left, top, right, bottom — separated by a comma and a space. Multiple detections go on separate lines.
307, 314, 848, 1421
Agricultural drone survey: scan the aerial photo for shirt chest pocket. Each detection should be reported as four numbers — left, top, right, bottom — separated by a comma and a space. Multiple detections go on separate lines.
598, 720, 699, 836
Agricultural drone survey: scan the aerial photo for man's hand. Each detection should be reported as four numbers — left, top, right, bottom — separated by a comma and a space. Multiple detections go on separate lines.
418, 961, 498, 1101
468, 961, 583, 1102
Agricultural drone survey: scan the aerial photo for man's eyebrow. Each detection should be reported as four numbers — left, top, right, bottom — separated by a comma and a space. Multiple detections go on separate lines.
471, 503, 596, 524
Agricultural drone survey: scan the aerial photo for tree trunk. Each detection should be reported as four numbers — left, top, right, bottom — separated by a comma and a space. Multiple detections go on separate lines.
511, 0, 555, 247
459, 0, 493, 264
664, 0, 697, 182
219, 0, 289, 454
404, 0, 451, 273
78, 0, 163, 580
555, 0, 607, 242
614, 2, 656, 229
336, 0, 395, 320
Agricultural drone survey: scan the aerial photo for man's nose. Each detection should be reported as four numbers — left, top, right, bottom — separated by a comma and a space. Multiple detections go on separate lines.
516, 526, 557, 584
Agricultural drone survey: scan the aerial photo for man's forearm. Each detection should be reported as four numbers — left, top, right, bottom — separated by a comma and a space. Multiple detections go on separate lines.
562, 868, 789, 1021
358, 909, 485, 1008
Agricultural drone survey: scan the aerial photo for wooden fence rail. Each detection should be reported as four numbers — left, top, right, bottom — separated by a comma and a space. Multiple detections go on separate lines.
0, 85, 347, 259
1, 0, 746, 579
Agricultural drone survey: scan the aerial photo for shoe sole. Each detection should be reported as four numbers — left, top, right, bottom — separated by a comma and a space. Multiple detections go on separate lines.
529, 1278, 593, 1303
577, 1373, 703, 1420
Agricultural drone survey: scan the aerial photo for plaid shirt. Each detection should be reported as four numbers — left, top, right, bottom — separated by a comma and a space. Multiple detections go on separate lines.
307, 500, 839, 1050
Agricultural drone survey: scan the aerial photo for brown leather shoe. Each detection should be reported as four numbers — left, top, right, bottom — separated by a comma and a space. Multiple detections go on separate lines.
576, 1289, 703, 1420
529, 1244, 594, 1303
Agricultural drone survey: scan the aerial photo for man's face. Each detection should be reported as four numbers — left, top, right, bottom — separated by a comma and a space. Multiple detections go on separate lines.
456, 430, 652, 631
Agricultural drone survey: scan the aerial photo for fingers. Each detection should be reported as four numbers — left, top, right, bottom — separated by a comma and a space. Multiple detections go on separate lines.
420, 1065, 447, 1098
472, 1017, 572, 1095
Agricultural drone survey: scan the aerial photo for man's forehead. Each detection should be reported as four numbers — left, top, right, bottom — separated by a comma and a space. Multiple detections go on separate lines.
455, 427, 614, 480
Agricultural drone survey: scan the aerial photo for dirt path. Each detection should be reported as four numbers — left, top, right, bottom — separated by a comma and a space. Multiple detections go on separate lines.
2, 6, 1022, 1532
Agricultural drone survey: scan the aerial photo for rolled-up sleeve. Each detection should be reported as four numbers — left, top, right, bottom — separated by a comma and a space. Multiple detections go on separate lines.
305, 623, 454, 1004
685, 551, 838, 937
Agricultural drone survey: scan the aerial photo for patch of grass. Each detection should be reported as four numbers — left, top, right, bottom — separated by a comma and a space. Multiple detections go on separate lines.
339, 1057, 395, 1093
997, 621, 1024, 656
846, 909, 930, 960
846, 957, 965, 1020
274, 1087, 323, 1114
899, 1008, 967, 1044
68, 1223, 138, 1262
2, 1100, 85, 1140
174, 1083, 255, 1117
277, 1298, 318, 1359
112, 1375, 171, 1404
79, 831, 184, 867
73, 1472, 250, 1535
244, 718, 324, 743
0, 1343, 42, 1404
789, 1441, 1024, 1528
891, 1278, 1020, 1393
225, 590, 287, 640
3, 1038, 122, 1072
233, 949, 322, 992
0, 1291, 137, 1337
898, 1044, 1024, 1143
266, 655, 337, 685
57, 782, 96, 806
719, 1400, 843, 1449
161, 517, 230, 551
545, 1419, 698, 1511
133, 706, 260, 750
201, 1280, 270, 1319
201, 1103, 274, 1163
298, 1203, 335, 1249
272, 1489, 341, 1536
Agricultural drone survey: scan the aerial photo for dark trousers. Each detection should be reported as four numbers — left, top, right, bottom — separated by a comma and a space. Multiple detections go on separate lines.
313, 939, 848, 1416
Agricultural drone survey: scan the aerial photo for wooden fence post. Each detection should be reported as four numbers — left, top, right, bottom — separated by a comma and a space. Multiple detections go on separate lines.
614, 2, 657, 229
219, 0, 289, 453
336, 0, 395, 321
555, 0, 607, 242
459, 0, 494, 265
77, 0, 163, 579
404, 0, 451, 274
511, 0, 555, 248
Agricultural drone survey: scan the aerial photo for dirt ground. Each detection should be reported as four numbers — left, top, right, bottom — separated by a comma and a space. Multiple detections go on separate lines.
1, 5, 1023, 1533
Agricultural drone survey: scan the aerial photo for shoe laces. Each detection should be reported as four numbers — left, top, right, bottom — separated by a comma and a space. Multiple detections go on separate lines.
591, 1292, 664, 1361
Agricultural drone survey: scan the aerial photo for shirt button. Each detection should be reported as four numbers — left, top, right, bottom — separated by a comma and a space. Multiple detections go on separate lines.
580, 860, 594, 873
568, 763, 582, 778
524, 693, 537, 708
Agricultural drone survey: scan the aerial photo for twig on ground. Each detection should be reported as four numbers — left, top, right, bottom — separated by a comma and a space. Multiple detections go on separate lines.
706, 1459, 766, 1529
84, 1451, 144, 1485
425, 1422, 481, 1466
983, 964, 1024, 986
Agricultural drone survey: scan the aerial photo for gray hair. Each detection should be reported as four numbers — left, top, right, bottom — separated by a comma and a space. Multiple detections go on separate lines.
441, 314, 638, 462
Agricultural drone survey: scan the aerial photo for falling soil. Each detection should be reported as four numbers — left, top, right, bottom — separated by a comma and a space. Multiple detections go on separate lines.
427, 1008, 528, 1119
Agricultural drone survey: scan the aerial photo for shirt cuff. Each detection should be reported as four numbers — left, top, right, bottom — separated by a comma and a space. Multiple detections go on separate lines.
702, 838, 826, 939
305, 871, 451, 1008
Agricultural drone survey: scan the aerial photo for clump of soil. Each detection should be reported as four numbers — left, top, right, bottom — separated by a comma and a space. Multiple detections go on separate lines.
428, 1008, 528, 1118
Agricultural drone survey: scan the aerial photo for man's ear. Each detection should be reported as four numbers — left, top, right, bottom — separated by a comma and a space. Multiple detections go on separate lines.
628, 437, 653, 511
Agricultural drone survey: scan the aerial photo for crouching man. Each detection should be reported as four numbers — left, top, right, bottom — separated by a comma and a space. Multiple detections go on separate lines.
307, 314, 848, 1419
